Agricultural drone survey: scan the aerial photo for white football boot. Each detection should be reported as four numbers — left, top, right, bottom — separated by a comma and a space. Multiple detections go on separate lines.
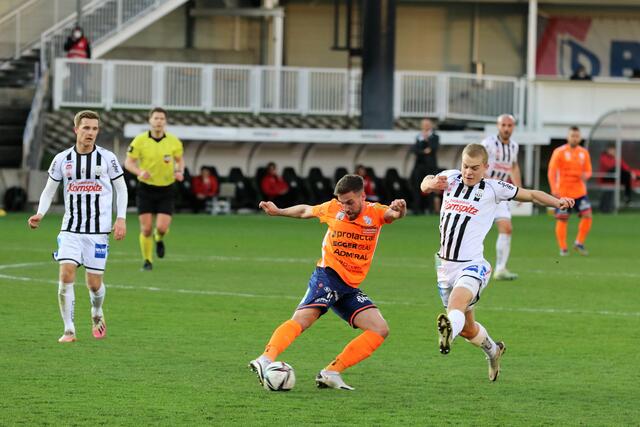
488, 341, 506, 382
315, 370, 354, 391
248, 355, 271, 386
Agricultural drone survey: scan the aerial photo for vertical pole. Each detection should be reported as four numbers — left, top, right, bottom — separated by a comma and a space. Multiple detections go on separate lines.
525, 0, 537, 130
614, 113, 622, 212
77, 0, 83, 26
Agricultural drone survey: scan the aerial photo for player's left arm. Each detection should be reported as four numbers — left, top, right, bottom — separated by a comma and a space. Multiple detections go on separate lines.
514, 187, 574, 210
174, 155, 185, 182
112, 175, 128, 240
383, 199, 407, 223
511, 161, 523, 187
582, 150, 593, 182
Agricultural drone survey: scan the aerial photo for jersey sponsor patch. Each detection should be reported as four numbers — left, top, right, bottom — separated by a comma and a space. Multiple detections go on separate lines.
94, 243, 108, 259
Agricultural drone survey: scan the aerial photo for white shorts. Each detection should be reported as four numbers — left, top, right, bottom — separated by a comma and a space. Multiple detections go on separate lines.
494, 200, 511, 221
435, 256, 492, 311
54, 232, 109, 274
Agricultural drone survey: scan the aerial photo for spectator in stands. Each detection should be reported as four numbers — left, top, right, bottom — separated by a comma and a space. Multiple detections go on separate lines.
64, 26, 92, 99
570, 65, 592, 81
599, 144, 638, 205
411, 118, 441, 214
260, 162, 293, 206
191, 166, 219, 213
355, 165, 379, 202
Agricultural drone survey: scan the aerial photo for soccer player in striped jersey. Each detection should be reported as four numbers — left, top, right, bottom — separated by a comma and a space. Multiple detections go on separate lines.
421, 144, 573, 381
547, 126, 593, 256
28, 110, 128, 343
481, 114, 521, 280
249, 174, 407, 391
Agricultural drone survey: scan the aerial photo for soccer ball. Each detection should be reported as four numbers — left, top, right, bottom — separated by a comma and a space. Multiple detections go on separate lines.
263, 361, 296, 391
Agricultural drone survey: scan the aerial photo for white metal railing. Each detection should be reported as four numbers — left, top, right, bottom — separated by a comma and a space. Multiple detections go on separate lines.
22, 69, 49, 168
0, 0, 81, 63
54, 58, 522, 121
40, 0, 176, 70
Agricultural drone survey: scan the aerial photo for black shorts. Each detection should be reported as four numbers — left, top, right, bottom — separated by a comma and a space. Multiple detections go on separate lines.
136, 182, 175, 215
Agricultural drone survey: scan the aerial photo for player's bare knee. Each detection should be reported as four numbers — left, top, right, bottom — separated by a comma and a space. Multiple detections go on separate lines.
372, 324, 389, 338
141, 226, 152, 236
291, 309, 319, 331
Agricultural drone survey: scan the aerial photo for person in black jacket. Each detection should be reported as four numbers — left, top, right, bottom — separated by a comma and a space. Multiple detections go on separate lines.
411, 118, 440, 214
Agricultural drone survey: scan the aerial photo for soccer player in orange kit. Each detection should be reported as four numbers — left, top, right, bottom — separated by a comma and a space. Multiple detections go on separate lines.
248, 174, 407, 391
548, 126, 593, 256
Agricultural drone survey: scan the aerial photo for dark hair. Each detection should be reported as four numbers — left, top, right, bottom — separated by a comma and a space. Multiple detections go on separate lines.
569, 126, 580, 132
149, 107, 168, 120
266, 162, 276, 169
334, 174, 364, 195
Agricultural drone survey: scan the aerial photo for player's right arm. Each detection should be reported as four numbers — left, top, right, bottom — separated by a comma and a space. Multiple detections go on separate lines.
259, 201, 314, 218
28, 177, 60, 229
420, 174, 448, 194
124, 136, 150, 179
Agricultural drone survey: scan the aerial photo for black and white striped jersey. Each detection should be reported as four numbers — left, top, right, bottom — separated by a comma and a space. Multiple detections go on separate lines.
437, 170, 518, 262
481, 135, 519, 182
48, 145, 124, 234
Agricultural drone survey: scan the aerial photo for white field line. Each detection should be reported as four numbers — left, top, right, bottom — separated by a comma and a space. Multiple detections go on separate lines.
4, 247, 640, 278
1, 262, 639, 318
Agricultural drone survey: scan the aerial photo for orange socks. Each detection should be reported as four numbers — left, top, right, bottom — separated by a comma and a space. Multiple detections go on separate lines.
263, 319, 303, 361
555, 220, 568, 251
325, 330, 385, 372
576, 216, 592, 245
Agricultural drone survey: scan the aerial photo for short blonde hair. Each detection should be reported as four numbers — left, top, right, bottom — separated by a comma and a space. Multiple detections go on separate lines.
462, 143, 488, 164
73, 110, 100, 127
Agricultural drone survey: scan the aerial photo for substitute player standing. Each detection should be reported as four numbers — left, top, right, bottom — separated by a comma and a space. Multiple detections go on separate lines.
28, 110, 127, 343
547, 126, 593, 256
481, 114, 522, 280
124, 108, 184, 271
421, 144, 573, 381
249, 174, 407, 391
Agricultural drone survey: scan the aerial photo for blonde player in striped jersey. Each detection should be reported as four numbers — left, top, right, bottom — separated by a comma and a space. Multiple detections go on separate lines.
28, 110, 128, 343
481, 114, 522, 281
421, 144, 573, 381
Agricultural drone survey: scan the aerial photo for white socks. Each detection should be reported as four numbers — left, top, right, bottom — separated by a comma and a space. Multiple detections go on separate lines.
448, 309, 466, 340
495, 233, 511, 271
90, 283, 106, 318
467, 322, 498, 358
58, 282, 75, 334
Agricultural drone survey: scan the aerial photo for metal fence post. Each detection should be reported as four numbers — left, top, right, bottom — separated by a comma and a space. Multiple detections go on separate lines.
203, 65, 213, 113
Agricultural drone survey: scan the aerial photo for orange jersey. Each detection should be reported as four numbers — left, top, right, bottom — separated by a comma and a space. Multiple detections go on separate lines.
311, 199, 389, 287
548, 144, 592, 199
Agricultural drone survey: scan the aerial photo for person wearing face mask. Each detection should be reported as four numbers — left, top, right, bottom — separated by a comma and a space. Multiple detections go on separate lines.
64, 26, 92, 100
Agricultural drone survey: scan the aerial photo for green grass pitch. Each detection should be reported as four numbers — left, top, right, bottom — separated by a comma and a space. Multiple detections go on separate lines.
1, 212, 639, 425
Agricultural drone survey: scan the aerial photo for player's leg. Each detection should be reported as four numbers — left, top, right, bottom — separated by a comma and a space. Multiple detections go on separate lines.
574, 197, 592, 255
58, 263, 78, 342
554, 205, 570, 255
459, 310, 505, 381
249, 267, 333, 385
249, 308, 317, 385
493, 203, 517, 280
138, 213, 154, 270
86, 272, 107, 339
82, 234, 109, 338
316, 289, 383, 390
154, 213, 172, 259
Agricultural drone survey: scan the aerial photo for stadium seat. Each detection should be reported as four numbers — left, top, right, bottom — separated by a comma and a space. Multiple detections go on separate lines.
227, 167, 258, 210
282, 166, 310, 204
384, 168, 412, 204
334, 167, 349, 184
306, 167, 334, 204
365, 167, 388, 203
